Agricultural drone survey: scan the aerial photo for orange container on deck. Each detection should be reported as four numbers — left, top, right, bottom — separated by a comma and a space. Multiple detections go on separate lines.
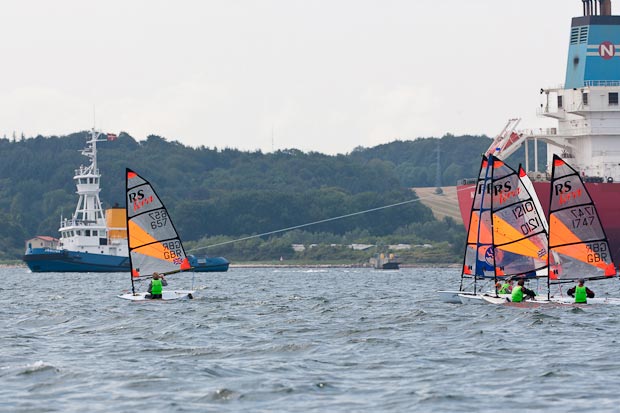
106, 207, 127, 239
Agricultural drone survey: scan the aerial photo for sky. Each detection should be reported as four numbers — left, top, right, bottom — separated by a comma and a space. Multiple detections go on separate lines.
0, 0, 582, 154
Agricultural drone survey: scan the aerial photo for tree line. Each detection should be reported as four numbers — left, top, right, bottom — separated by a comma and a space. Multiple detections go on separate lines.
0, 131, 544, 262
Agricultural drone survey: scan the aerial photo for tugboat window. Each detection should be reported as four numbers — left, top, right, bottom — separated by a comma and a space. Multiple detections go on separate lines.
610, 93, 619, 105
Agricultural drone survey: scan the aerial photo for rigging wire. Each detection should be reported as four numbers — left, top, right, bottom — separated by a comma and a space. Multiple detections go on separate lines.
186, 188, 468, 253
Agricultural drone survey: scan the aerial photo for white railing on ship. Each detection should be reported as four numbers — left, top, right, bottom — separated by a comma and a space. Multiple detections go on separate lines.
74, 167, 100, 176
60, 219, 99, 228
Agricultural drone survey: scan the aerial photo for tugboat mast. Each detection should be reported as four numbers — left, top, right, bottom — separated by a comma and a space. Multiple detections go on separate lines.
59, 129, 110, 250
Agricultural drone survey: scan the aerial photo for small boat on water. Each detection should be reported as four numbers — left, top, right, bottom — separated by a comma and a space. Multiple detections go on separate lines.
22, 129, 229, 273
118, 168, 195, 301
370, 252, 400, 270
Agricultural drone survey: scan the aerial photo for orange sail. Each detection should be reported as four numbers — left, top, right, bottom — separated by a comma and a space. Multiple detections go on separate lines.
547, 155, 617, 280
125, 168, 193, 281
461, 155, 549, 281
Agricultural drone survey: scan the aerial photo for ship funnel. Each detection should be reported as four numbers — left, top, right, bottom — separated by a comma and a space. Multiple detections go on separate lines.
601, 0, 612, 15
582, 0, 612, 16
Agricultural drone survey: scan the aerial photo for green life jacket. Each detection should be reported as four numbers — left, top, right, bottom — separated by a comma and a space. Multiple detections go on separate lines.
575, 285, 587, 303
151, 279, 163, 295
498, 283, 511, 294
512, 285, 524, 303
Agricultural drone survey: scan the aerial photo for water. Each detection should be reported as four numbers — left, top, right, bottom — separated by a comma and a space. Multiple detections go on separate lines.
3, 266, 620, 412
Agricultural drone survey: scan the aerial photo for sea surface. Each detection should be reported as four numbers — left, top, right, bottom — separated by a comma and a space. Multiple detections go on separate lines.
3, 266, 620, 413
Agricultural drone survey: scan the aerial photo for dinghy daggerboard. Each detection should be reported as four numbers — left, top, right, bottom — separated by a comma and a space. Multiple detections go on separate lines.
118, 168, 196, 301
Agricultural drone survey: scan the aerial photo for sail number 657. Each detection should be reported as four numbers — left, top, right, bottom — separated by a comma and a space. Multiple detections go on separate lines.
148, 210, 168, 229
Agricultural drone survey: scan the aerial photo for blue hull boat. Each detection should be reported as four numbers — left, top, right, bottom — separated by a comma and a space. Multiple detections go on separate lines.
23, 248, 229, 273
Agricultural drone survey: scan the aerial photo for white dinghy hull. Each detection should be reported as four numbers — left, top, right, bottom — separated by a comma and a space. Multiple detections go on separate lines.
437, 290, 466, 303
549, 296, 620, 305
118, 290, 195, 301
458, 293, 488, 305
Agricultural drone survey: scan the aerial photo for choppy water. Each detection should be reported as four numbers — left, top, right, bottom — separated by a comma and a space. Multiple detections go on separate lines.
3, 266, 620, 412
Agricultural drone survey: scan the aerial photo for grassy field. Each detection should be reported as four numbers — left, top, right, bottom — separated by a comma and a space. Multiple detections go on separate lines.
412, 186, 463, 224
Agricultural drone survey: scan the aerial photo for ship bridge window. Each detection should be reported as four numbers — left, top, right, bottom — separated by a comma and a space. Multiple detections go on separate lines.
609, 92, 618, 106
582, 92, 588, 105
85, 230, 91, 236
558, 95, 563, 108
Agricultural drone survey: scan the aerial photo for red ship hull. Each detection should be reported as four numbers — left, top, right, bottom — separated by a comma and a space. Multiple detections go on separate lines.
456, 182, 620, 261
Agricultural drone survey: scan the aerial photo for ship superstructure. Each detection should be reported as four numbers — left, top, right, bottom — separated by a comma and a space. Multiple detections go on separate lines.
540, 0, 620, 181
57, 130, 128, 256
481, 0, 620, 181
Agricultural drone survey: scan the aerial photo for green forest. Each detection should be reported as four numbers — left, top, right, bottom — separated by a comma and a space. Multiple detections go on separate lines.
0, 131, 546, 264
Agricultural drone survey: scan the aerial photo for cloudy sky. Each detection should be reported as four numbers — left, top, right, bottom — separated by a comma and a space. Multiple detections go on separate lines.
0, 0, 581, 154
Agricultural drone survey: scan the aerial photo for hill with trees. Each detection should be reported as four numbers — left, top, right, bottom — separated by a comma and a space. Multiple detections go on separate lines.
0, 131, 545, 263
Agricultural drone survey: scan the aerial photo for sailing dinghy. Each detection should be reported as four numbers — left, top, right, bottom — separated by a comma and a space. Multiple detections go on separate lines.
544, 155, 617, 304
442, 154, 549, 304
482, 155, 619, 306
118, 168, 195, 301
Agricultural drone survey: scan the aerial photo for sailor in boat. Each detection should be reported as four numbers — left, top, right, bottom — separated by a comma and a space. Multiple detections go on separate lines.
497, 279, 513, 294
566, 279, 595, 304
146, 272, 167, 299
511, 279, 536, 303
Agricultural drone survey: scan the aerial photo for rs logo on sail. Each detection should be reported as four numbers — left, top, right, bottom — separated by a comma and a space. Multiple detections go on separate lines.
128, 190, 154, 212
476, 180, 520, 204
554, 180, 582, 205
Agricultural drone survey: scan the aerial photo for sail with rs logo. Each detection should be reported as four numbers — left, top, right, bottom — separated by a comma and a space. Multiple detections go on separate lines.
547, 154, 616, 285
484, 154, 620, 305
118, 168, 196, 301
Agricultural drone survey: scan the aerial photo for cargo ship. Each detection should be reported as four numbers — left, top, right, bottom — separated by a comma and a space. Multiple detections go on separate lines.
23, 130, 229, 273
457, 0, 620, 260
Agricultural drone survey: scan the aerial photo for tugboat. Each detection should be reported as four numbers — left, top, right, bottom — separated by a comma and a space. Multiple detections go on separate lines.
23, 130, 229, 273
456, 0, 620, 260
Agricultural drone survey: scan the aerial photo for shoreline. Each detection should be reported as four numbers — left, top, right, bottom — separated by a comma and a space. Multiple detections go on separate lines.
7, 263, 460, 269
229, 263, 461, 269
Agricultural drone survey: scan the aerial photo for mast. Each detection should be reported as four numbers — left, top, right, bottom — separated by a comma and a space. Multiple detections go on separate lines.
476, 157, 494, 295
73, 129, 106, 225
489, 155, 499, 297
126, 169, 136, 296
